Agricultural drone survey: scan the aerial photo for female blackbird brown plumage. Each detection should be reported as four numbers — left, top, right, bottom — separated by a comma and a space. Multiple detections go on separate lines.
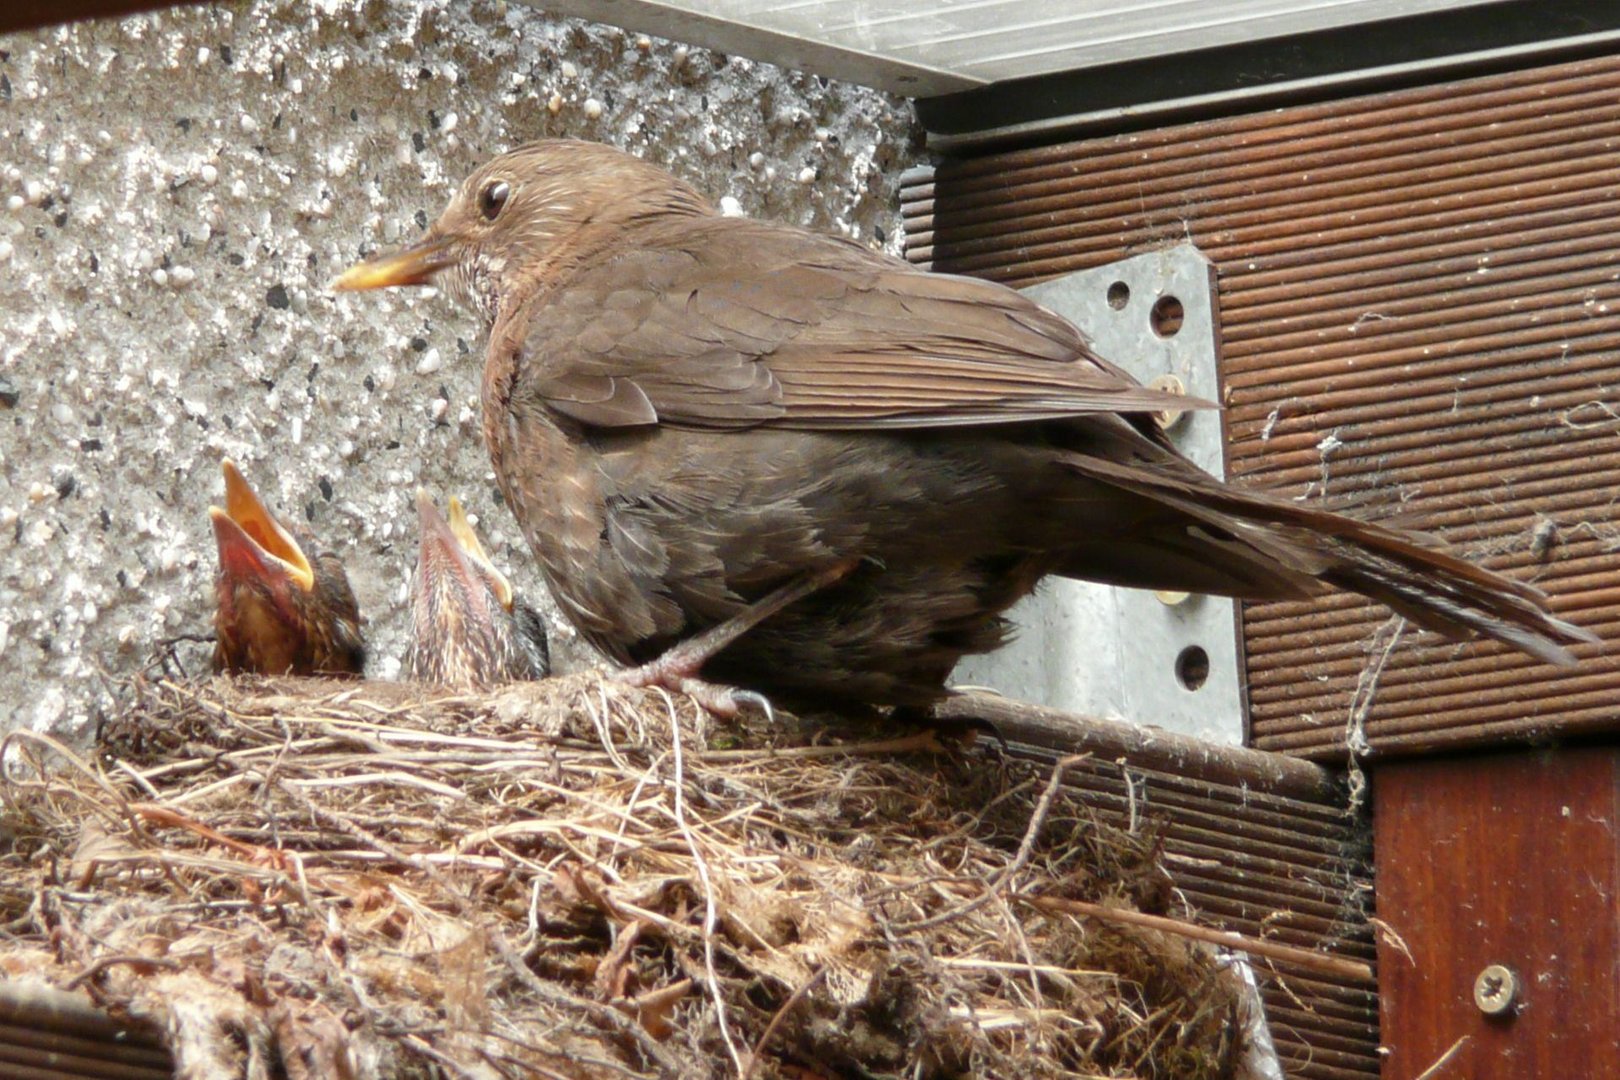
210, 459, 366, 677
334, 140, 1592, 713
406, 490, 550, 687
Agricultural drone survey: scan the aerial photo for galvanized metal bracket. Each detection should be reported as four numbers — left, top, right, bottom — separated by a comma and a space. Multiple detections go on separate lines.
950, 242, 1245, 745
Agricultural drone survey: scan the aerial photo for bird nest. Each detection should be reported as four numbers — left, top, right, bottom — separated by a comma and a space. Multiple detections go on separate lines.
0, 674, 1265, 1079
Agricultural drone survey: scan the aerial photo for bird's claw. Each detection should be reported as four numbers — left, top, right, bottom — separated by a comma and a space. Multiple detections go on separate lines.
616, 663, 778, 723
668, 677, 775, 722
724, 689, 776, 724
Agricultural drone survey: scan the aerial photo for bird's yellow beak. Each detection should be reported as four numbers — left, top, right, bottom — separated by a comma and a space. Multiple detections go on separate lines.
213, 459, 315, 592
448, 496, 515, 611
330, 234, 458, 291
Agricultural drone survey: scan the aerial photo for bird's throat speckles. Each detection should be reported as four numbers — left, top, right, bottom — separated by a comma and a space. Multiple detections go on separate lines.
441, 251, 509, 327
441, 261, 485, 323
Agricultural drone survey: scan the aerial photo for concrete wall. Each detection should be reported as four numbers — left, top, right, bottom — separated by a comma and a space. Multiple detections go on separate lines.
0, 0, 919, 736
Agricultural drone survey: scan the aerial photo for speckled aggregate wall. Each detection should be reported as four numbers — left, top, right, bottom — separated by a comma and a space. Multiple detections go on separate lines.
0, 0, 918, 735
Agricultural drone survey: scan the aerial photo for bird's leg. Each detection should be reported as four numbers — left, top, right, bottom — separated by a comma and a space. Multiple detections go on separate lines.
617, 557, 861, 719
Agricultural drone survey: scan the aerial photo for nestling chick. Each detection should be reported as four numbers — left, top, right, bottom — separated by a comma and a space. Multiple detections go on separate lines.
210, 459, 365, 676
406, 490, 549, 687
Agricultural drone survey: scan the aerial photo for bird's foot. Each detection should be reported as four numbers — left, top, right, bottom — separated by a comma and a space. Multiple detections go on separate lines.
615, 558, 861, 721
618, 661, 777, 722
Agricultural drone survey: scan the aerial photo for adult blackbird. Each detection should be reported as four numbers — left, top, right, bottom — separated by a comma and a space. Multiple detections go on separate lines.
407, 490, 550, 686
209, 459, 366, 677
334, 140, 1591, 713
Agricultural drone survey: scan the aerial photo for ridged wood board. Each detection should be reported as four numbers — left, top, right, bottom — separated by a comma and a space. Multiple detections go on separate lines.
1006, 739, 1378, 1080
0, 980, 171, 1080
903, 52, 1620, 762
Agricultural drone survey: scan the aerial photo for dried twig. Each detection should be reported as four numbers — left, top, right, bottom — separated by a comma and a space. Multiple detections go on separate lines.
64, 953, 182, 990
1413, 1035, 1470, 1080
742, 966, 825, 1080
659, 687, 744, 1077
1016, 894, 1375, 983
891, 754, 1086, 933
284, 775, 695, 1079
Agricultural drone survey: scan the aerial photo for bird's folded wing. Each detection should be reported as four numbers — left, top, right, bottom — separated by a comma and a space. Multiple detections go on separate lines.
515, 222, 1210, 431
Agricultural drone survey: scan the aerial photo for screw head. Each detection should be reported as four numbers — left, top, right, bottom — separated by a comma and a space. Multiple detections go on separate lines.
1473, 964, 1519, 1017
1147, 373, 1188, 432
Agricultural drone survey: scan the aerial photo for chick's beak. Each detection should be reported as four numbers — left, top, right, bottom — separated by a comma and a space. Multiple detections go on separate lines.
415, 489, 483, 612
415, 488, 456, 551
448, 496, 515, 610
215, 459, 315, 592
415, 491, 515, 614
330, 233, 457, 291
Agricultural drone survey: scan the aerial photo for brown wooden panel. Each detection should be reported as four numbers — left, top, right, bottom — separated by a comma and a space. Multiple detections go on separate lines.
1373, 749, 1620, 1078
990, 696, 1380, 1080
903, 53, 1620, 761
0, 981, 170, 1080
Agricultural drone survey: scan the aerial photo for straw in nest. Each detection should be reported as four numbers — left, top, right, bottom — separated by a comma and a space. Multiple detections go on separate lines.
0, 673, 1279, 1079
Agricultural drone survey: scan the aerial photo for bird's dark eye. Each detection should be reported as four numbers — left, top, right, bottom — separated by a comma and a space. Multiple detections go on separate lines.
479, 180, 510, 221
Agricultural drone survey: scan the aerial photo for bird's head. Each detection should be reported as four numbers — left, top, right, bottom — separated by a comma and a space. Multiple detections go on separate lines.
331, 139, 710, 323
210, 459, 365, 676
407, 489, 548, 686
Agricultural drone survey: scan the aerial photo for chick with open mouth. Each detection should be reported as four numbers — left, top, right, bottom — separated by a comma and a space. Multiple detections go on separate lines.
209, 459, 366, 677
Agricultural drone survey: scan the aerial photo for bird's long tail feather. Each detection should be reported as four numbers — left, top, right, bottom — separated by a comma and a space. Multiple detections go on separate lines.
1059, 450, 1596, 665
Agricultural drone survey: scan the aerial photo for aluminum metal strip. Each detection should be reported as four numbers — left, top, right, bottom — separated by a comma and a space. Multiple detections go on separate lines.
948, 243, 1246, 745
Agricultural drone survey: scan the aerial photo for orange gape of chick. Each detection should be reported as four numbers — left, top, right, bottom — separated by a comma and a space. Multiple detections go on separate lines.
209, 459, 365, 677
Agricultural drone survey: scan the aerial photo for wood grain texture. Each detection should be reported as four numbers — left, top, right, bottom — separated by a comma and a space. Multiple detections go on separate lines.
1374, 749, 1620, 1078
0, 980, 170, 1080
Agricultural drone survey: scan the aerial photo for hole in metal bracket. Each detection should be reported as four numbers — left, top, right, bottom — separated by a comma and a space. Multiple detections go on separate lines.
1175, 645, 1209, 691
1151, 294, 1185, 337
1106, 280, 1130, 310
